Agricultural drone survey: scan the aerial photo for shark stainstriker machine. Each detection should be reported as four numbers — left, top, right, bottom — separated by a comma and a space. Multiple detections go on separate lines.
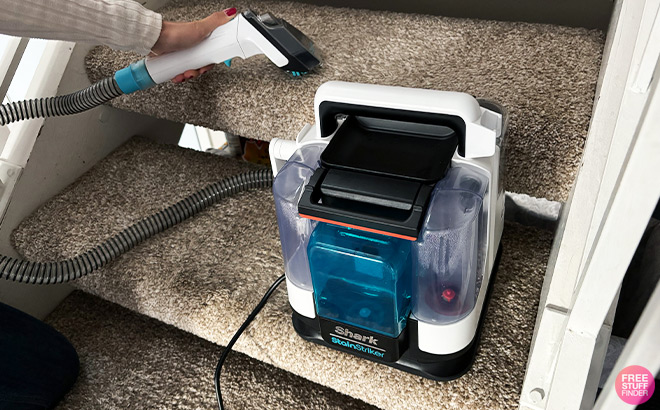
270, 81, 507, 380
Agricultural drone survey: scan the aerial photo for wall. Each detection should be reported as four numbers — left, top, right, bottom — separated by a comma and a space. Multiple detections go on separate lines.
299, 0, 613, 30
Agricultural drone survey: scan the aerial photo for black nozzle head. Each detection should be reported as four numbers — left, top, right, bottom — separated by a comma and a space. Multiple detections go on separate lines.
242, 10, 322, 74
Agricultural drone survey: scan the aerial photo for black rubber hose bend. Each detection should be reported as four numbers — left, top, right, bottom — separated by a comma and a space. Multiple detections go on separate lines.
1, 169, 274, 284
0, 77, 123, 126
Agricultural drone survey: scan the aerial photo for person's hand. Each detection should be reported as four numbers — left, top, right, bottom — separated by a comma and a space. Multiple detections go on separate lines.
150, 8, 238, 83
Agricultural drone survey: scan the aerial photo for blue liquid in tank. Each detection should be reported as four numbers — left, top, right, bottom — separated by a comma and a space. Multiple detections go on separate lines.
308, 224, 412, 337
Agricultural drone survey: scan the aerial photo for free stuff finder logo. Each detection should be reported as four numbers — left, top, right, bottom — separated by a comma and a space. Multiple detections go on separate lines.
615, 365, 655, 405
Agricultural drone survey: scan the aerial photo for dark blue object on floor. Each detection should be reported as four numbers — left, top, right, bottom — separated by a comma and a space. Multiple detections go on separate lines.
0, 302, 78, 410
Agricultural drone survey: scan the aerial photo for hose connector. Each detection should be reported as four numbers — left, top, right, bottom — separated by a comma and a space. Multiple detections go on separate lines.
114, 60, 156, 94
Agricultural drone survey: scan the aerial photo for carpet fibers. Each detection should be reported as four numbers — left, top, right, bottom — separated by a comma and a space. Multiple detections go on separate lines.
15, 138, 554, 410
46, 291, 376, 410
85, 0, 604, 201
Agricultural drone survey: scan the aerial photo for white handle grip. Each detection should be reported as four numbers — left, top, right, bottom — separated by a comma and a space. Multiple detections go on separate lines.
145, 17, 244, 84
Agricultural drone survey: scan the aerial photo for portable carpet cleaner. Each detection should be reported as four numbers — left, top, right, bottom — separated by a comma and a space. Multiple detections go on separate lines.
0, 9, 507, 409
269, 81, 506, 379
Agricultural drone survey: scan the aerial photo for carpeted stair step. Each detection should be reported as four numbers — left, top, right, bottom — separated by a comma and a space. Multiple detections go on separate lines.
15, 137, 554, 410
85, 0, 604, 202
46, 290, 377, 410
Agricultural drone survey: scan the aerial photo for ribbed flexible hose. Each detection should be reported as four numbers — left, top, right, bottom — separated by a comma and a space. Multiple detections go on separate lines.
0, 77, 123, 126
1, 169, 274, 284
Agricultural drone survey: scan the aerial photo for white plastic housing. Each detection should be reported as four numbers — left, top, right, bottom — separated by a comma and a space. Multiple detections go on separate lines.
145, 14, 288, 84
286, 277, 316, 319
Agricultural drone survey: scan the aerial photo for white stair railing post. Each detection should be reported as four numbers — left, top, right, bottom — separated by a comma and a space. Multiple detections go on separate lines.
0, 36, 28, 101
0, 39, 74, 225
594, 280, 660, 410
521, 0, 660, 408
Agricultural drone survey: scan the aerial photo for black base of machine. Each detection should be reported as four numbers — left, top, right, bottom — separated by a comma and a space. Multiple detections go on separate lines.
291, 245, 502, 381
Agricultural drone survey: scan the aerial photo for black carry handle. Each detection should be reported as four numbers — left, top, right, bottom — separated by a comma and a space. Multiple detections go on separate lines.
298, 168, 433, 239
320, 169, 419, 210
317, 101, 468, 157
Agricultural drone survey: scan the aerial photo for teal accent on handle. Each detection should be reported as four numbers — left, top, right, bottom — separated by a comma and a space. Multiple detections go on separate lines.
114, 60, 156, 94
224, 59, 232, 67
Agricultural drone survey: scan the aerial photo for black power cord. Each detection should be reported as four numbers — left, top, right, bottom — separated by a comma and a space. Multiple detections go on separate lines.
214, 273, 286, 410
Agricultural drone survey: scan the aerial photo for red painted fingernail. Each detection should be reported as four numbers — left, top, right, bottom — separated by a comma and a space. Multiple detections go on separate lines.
224, 8, 237, 17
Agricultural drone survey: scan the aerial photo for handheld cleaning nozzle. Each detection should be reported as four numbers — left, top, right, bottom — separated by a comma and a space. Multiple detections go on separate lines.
0, 10, 320, 126
114, 10, 321, 94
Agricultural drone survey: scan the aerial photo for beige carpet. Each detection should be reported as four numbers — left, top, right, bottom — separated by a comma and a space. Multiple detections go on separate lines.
46, 290, 376, 410
14, 137, 554, 410
85, 0, 604, 202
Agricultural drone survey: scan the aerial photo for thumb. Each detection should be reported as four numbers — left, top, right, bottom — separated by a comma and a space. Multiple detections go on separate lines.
197, 8, 238, 38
